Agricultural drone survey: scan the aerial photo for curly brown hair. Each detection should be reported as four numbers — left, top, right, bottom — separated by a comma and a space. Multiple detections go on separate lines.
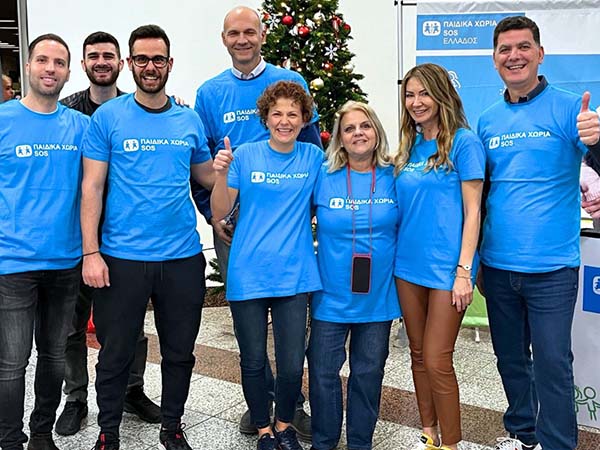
257, 80, 314, 127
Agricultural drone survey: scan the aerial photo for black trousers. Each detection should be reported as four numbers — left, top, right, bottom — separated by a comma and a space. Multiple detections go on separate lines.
93, 253, 206, 435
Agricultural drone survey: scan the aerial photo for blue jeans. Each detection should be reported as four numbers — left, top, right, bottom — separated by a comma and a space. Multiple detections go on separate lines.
215, 232, 305, 408
229, 294, 308, 428
307, 319, 392, 450
0, 267, 80, 450
482, 265, 578, 450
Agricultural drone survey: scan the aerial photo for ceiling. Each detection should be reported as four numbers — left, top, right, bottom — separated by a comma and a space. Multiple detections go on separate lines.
0, 0, 20, 53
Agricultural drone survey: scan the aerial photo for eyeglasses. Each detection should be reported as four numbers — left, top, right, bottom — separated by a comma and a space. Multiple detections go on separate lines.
131, 55, 169, 68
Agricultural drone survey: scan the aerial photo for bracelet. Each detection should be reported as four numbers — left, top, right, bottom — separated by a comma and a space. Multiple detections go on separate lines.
456, 275, 471, 280
82, 250, 100, 257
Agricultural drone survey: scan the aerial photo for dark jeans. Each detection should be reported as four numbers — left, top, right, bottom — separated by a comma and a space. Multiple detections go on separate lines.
0, 267, 80, 450
308, 319, 391, 450
94, 253, 206, 435
63, 283, 147, 403
482, 265, 579, 450
214, 231, 305, 408
229, 294, 308, 428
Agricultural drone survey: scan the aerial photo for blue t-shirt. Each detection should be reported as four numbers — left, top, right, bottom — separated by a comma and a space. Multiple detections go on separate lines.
0, 101, 89, 275
192, 63, 320, 221
395, 128, 485, 290
83, 94, 211, 261
477, 84, 587, 272
194, 63, 319, 154
312, 164, 401, 323
226, 140, 323, 300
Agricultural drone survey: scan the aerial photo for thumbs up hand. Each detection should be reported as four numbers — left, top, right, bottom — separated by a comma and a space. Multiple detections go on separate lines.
577, 91, 600, 146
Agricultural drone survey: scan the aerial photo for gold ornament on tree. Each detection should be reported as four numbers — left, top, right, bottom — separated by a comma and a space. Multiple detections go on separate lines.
310, 78, 325, 90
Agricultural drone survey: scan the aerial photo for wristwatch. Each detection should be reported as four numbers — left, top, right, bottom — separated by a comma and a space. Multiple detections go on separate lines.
457, 263, 472, 271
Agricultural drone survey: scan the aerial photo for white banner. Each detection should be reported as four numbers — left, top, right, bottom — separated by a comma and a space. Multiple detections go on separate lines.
575, 234, 600, 429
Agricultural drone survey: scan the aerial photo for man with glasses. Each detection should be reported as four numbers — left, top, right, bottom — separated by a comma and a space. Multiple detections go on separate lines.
80, 25, 214, 450
56, 31, 161, 437
191, 7, 321, 441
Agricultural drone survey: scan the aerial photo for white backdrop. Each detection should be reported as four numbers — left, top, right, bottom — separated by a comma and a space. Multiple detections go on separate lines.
25, 0, 401, 272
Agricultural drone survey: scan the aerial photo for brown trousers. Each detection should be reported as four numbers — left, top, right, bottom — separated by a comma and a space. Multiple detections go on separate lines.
396, 278, 464, 446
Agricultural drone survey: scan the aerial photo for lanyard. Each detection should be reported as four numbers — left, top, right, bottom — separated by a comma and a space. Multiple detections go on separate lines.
346, 165, 375, 256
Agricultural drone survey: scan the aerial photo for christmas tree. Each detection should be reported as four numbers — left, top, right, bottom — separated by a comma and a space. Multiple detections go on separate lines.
261, 0, 367, 146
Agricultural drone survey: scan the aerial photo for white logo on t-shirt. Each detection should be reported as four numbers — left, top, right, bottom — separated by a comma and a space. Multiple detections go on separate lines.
223, 112, 236, 124
123, 139, 140, 152
329, 198, 345, 209
251, 171, 266, 183
15, 145, 33, 158
489, 136, 500, 149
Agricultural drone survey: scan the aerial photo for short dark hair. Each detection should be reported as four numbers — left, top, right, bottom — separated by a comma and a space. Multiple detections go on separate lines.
257, 80, 314, 126
128, 25, 170, 56
83, 31, 121, 58
28, 33, 71, 66
493, 16, 541, 49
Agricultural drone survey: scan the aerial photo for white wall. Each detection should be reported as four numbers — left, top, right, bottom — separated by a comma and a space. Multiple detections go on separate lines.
26, 0, 407, 143
26, 0, 412, 269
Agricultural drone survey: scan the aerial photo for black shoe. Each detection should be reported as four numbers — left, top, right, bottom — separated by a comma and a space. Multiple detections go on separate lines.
256, 434, 277, 450
94, 432, 120, 450
55, 400, 88, 436
290, 408, 312, 443
159, 423, 192, 450
27, 433, 59, 450
274, 426, 302, 450
239, 402, 274, 435
123, 386, 161, 423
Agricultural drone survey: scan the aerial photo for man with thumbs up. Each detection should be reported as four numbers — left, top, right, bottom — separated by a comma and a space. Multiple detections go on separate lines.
476, 16, 600, 450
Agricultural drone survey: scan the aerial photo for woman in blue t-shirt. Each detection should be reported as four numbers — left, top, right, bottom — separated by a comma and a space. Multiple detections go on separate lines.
308, 101, 400, 450
210, 81, 323, 450
393, 63, 485, 450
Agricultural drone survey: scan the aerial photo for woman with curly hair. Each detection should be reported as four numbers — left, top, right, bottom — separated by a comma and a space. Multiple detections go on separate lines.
393, 63, 485, 450
210, 80, 323, 450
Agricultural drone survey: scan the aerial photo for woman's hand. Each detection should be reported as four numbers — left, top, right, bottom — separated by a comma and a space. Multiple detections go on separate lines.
214, 136, 234, 175
451, 275, 473, 313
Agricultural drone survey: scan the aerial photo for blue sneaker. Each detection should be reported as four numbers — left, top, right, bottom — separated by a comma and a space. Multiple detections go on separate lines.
257, 433, 277, 450
274, 426, 302, 450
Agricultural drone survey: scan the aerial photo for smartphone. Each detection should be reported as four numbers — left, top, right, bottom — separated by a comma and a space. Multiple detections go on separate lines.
351, 254, 371, 294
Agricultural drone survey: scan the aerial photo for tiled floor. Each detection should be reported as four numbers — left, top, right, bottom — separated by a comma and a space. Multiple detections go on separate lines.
19, 307, 600, 449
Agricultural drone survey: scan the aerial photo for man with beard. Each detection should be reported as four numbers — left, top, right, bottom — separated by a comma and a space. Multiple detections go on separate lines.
56, 31, 160, 437
0, 34, 89, 450
80, 25, 214, 450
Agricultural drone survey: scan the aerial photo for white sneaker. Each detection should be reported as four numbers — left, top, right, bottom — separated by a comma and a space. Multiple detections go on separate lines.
408, 433, 438, 450
494, 436, 542, 450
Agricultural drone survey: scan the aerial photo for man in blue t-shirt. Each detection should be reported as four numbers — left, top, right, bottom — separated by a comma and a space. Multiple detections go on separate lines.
0, 33, 90, 450
477, 16, 600, 450
80, 25, 214, 450
56, 31, 161, 438
191, 6, 320, 441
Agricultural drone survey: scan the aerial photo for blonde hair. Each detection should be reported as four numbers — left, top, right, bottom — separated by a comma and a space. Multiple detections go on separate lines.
393, 63, 468, 175
326, 101, 390, 173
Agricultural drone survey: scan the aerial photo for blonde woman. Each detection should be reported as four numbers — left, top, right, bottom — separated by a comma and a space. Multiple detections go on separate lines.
308, 101, 400, 450
393, 63, 485, 450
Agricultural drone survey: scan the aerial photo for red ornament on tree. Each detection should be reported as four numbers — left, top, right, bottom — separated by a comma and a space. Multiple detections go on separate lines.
320, 130, 331, 144
331, 16, 342, 32
343, 23, 351, 33
298, 25, 310, 37
323, 61, 334, 71
282, 15, 294, 26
